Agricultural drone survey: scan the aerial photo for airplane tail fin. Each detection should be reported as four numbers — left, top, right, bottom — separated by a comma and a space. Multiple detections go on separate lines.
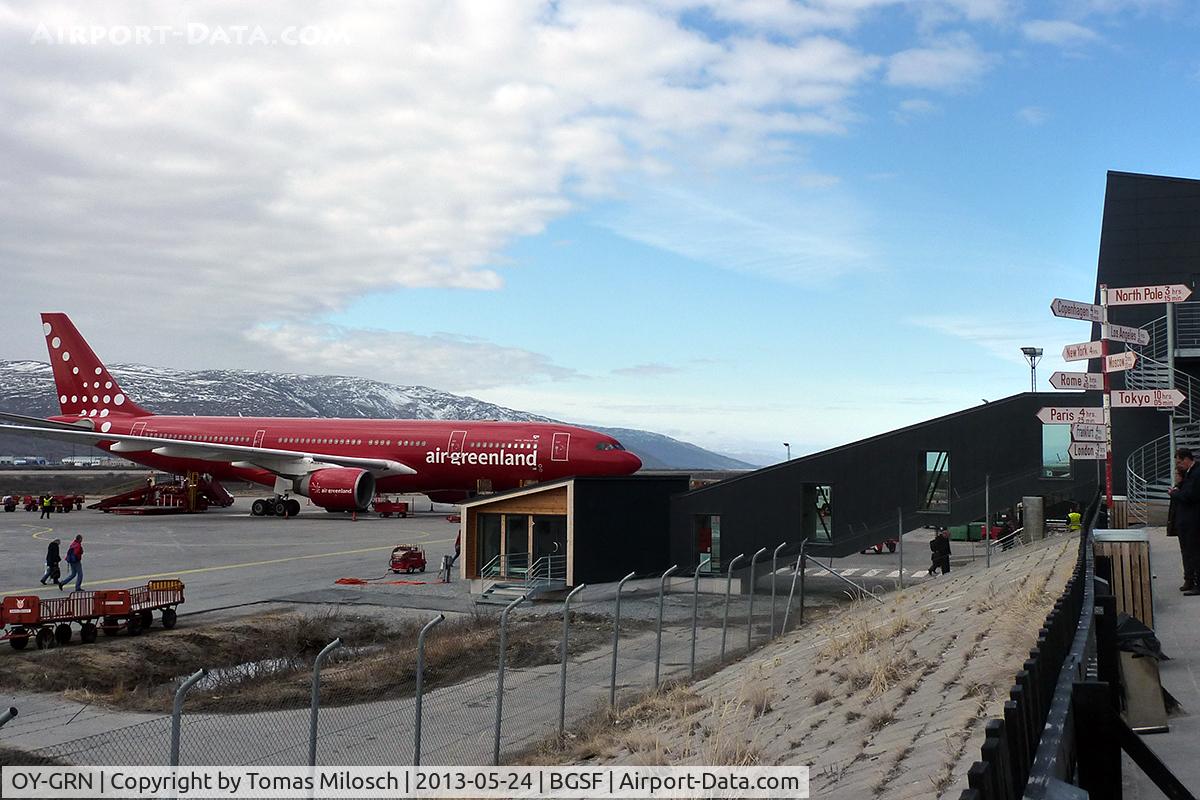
41, 313, 151, 419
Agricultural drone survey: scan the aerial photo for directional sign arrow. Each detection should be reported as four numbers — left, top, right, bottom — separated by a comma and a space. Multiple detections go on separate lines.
1071, 423, 1106, 442
1107, 284, 1193, 306
1051, 298, 1103, 322
1068, 442, 1108, 460
1037, 407, 1104, 425
1104, 351, 1137, 373
1104, 323, 1150, 347
1049, 371, 1102, 391
1110, 389, 1186, 408
1062, 341, 1104, 362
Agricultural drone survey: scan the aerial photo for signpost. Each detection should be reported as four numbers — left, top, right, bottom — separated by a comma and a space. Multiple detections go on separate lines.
1104, 351, 1137, 373
1049, 372, 1102, 391
1043, 283, 1190, 514
1070, 423, 1106, 442
1062, 341, 1104, 362
1110, 389, 1186, 409
1107, 284, 1192, 306
1067, 442, 1107, 460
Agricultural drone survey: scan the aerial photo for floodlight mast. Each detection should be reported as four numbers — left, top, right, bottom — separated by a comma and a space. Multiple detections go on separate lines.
1020, 347, 1044, 392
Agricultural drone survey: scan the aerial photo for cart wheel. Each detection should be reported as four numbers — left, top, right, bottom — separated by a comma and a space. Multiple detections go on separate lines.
10, 628, 29, 650
102, 617, 119, 636
380, 512, 390, 518
418, 566, 425, 573
251, 499, 267, 516
139, 610, 153, 630
400, 513, 407, 518
887, 542, 897, 553
36, 628, 54, 649
80, 623, 98, 644
127, 615, 143, 636
54, 624, 72, 645
161, 608, 178, 629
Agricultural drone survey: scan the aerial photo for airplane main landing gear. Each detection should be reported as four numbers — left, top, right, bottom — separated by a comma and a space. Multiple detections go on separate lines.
251, 497, 302, 518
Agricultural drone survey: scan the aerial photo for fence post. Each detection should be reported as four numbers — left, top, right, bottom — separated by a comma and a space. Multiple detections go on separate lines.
985, 473, 992, 568
559, 584, 586, 737
493, 595, 526, 766
308, 637, 342, 767
0, 707, 15, 730
654, 566, 679, 687
720, 553, 745, 662
747, 547, 767, 651
769, 542, 786, 639
780, 540, 807, 634
413, 616, 444, 767
897, 507, 904, 589
610, 571, 637, 708
169, 669, 206, 767
690, 556, 710, 678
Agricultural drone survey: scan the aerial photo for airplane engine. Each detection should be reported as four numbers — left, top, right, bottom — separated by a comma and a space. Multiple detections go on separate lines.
295, 468, 375, 512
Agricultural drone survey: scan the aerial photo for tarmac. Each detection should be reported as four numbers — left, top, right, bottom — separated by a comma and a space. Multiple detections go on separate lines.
1122, 526, 1200, 798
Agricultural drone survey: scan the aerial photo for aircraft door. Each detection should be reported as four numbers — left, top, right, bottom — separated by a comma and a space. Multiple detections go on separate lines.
130, 422, 147, 437
551, 432, 570, 462
253, 429, 266, 448
449, 430, 466, 454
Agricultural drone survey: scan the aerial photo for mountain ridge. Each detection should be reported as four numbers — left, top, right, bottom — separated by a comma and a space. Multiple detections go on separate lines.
0, 361, 754, 471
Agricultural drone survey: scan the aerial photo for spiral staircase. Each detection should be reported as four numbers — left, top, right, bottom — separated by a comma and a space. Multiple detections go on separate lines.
1126, 304, 1200, 524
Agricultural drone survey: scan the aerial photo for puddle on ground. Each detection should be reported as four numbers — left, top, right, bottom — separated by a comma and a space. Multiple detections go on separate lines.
178, 645, 380, 692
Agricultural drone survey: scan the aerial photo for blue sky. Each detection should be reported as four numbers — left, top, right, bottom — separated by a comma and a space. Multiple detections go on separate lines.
3, 1, 1199, 464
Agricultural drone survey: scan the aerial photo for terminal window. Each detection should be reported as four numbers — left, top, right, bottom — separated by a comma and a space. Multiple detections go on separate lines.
918, 451, 950, 513
694, 514, 720, 572
1042, 425, 1071, 479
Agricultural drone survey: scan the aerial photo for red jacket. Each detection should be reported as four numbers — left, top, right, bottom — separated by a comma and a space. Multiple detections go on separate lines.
66, 540, 83, 563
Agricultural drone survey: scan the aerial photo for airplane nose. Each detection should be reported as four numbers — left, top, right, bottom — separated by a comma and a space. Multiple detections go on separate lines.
625, 452, 642, 473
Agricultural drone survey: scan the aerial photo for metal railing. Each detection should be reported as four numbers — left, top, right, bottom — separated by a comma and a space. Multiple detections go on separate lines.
525, 555, 566, 590
479, 552, 530, 595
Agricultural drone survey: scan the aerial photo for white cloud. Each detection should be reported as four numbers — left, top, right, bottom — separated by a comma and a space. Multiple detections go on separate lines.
1017, 105, 1050, 125
894, 97, 939, 122
1022, 19, 1101, 46
886, 33, 992, 90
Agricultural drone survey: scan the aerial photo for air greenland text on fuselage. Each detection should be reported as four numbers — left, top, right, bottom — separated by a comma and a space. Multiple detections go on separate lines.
424, 447, 539, 468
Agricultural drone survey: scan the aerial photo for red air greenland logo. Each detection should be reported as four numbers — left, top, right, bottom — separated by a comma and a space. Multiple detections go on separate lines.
425, 446, 539, 469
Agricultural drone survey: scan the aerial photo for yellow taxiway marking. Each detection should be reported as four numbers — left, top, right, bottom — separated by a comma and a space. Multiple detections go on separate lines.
28, 525, 55, 540
2, 536, 455, 597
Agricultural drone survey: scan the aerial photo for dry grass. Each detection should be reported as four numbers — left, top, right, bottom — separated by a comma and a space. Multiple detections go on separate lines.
867, 709, 895, 732
739, 681, 774, 718
811, 686, 832, 705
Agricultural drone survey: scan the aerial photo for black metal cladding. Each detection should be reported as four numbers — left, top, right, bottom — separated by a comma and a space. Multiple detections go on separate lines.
1093, 171, 1200, 494
572, 476, 689, 584
671, 392, 1099, 561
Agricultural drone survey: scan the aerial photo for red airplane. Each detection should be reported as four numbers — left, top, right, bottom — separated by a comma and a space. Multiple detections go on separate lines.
0, 313, 641, 515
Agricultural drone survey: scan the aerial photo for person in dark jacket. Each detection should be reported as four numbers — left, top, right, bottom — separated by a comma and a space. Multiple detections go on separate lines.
40, 538, 61, 585
1168, 448, 1200, 594
927, 526, 951, 576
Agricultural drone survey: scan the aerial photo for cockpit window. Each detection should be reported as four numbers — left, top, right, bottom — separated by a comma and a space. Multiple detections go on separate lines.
595, 442, 626, 451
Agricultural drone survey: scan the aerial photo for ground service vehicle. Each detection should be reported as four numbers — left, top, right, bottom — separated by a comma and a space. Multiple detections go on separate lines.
371, 496, 409, 517
0, 580, 184, 650
390, 545, 426, 574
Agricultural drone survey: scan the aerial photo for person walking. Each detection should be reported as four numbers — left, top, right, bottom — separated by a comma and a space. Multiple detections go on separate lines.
39, 494, 52, 519
927, 526, 951, 576
58, 534, 84, 592
40, 538, 61, 585
1168, 448, 1200, 594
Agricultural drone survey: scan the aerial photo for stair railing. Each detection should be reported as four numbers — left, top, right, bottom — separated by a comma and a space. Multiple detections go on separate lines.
526, 555, 567, 591
479, 552, 530, 596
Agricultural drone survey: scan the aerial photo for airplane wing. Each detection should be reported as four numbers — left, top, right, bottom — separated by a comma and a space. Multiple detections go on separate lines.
0, 420, 417, 478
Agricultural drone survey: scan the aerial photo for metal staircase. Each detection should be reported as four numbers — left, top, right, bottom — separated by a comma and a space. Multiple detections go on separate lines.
1126, 304, 1200, 524
476, 553, 568, 605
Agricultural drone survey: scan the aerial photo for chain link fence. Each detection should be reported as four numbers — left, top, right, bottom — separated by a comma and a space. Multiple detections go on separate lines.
5, 549, 822, 768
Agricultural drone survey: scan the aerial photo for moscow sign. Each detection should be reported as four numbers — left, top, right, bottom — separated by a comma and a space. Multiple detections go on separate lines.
1104, 351, 1137, 373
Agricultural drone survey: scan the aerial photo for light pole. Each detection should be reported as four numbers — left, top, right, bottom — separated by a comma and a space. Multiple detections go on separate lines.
783, 442, 791, 461
1020, 347, 1043, 392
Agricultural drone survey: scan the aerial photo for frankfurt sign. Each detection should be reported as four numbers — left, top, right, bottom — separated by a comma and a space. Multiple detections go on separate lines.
1062, 341, 1104, 362
1036, 407, 1104, 425
1110, 389, 1186, 408
1104, 351, 1137, 373
1104, 323, 1150, 347
1049, 371, 1102, 391
1071, 423, 1106, 442
1068, 442, 1107, 460
1050, 298, 1103, 323
1107, 284, 1192, 305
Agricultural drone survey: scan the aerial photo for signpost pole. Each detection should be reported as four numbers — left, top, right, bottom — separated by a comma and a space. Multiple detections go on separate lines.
1168, 301, 1177, 460
1100, 284, 1114, 513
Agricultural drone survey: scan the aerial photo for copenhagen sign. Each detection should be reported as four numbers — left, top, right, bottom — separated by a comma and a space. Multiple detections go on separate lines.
1050, 298, 1102, 322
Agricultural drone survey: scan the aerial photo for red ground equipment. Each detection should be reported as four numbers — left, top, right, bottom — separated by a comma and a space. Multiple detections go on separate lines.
0, 579, 184, 651
89, 473, 233, 515
860, 539, 898, 554
2, 495, 15, 512
371, 496, 409, 518
390, 545, 426, 574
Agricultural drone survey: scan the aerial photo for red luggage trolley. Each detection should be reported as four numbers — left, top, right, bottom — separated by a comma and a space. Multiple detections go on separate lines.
95, 579, 185, 637
1, 592, 99, 650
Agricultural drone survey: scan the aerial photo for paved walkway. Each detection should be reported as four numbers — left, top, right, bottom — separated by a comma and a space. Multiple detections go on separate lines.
1122, 527, 1200, 798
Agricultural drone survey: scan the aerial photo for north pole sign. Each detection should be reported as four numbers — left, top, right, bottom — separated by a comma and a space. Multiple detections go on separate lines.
1036, 407, 1104, 425
1107, 284, 1192, 305
1109, 389, 1186, 408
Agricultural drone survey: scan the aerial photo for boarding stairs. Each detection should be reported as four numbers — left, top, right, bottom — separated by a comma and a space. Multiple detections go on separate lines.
476, 554, 568, 605
1126, 304, 1200, 524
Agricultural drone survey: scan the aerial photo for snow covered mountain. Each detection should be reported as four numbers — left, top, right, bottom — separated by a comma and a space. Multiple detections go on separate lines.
0, 361, 754, 470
